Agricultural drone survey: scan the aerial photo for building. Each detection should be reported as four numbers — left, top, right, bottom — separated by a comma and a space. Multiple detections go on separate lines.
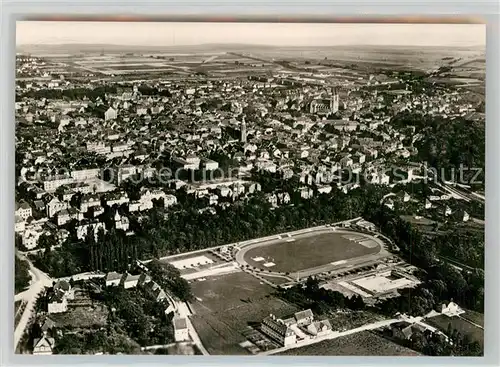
47, 291, 68, 314
240, 119, 247, 143
173, 317, 190, 342
309, 88, 339, 115
104, 107, 117, 121
80, 194, 101, 213
71, 168, 100, 181
261, 314, 297, 347
33, 335, 55, 355
46, 197, 68, 218
43, 175, 74, 193
47, 280, 73, 314
15, 201, 32, 220
294, 309, 314, 326
120, 273, 141, 289
306, 319, 333, 337
105, 272, 123, 287
441, 301, 465, 316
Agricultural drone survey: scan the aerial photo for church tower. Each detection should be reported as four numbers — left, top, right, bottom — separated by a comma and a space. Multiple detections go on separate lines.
240, 118, 247, 143
330, 87, 339, 114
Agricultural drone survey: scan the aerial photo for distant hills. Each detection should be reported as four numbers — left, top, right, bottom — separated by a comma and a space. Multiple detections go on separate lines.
17, 43, 486, 55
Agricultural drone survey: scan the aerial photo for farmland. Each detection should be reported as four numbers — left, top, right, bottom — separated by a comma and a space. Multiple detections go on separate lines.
242, 231, 383, 273
189, 271, 298, 355
277, 331, 421, 356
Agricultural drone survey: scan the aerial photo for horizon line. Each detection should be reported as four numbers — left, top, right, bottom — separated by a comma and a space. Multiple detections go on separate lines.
16, 42, 487, 48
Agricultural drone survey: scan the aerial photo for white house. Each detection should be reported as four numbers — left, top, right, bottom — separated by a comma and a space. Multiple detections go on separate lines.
105, 272, 123, 287
15, 201, 32, 220
33, 335, 55, 355
47, 293, 68, 314
441, 301, 465, 317
104, 107, 117, 121
173, 317, 190, 342
46, 197, 68, 218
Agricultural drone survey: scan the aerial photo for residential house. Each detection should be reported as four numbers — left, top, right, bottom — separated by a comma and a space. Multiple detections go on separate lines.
15, 201, 32, 220
105, 272, 123, 287
33, 335, 55, 355
294, 309, 314, 326
120, 273, 142, 289
46, 197, 68, 218
306, 319, 332, 337
173, 317, 190, 342
104, 107, 117, 121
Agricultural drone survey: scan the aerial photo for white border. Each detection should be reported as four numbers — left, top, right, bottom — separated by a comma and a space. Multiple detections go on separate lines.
1, 1, 499, 366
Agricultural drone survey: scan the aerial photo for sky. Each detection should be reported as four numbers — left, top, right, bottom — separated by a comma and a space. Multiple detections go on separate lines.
16, 21, 486, 47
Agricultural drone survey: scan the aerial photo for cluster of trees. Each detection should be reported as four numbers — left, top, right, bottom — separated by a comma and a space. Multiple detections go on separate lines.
279, 276, 365, 315
86, 229, 139, 273
53, 330, 141, 355
436, 229, 484, 268
16, 86, 118, 101
15, 256, 31, 293
28, 175, 483, 317
92, 286, 174, 347
366, 207, 484, 313
30, 184, 387, 278
147, 259, 193, 302
391, 112, 485, 189
136, 86, 171, 97
405, 327, 482, 356
31, 234, 87, 278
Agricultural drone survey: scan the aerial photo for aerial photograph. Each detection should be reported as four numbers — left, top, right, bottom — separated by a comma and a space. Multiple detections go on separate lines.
14, 20, 485, 356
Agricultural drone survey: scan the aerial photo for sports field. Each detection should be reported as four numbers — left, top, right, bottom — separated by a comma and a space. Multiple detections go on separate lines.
189, 271, 298, 355
241, 231, 382, 273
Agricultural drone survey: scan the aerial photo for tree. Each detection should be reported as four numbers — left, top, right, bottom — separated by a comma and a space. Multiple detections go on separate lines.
15, 256, 31, 293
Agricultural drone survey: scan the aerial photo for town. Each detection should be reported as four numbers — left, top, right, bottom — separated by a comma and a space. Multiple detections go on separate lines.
14, 23, 485, 357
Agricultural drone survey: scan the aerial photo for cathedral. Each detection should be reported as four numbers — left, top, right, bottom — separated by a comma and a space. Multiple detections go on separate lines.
309, 87, 339, 115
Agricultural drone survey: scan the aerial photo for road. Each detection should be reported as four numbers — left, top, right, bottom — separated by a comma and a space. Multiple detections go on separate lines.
13, 218, 365, 354
261, 314, 445, 356
14, 253, 53, 350
262, 317, 401, 355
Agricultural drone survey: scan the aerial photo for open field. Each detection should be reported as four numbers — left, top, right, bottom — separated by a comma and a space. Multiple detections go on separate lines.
461, 310, 484, 327
277, 330, 421, 356
425, 314, 484, 346
328, 310, 386, 332
190, 271, 275, 314
189, 271, 298, 355
242, 231, 382, 273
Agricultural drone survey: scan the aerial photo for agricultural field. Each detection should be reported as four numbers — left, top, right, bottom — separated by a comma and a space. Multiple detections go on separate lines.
277, 331, 421, 356
189, 271, 298, 355
425, 314, 484, 347
243, 231, 382, 273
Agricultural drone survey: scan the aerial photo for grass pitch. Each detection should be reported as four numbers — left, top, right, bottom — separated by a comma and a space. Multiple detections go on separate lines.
243, 231, 381, 273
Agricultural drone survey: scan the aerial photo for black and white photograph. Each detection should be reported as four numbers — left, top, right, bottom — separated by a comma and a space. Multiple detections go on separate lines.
14, 19, 485, 357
